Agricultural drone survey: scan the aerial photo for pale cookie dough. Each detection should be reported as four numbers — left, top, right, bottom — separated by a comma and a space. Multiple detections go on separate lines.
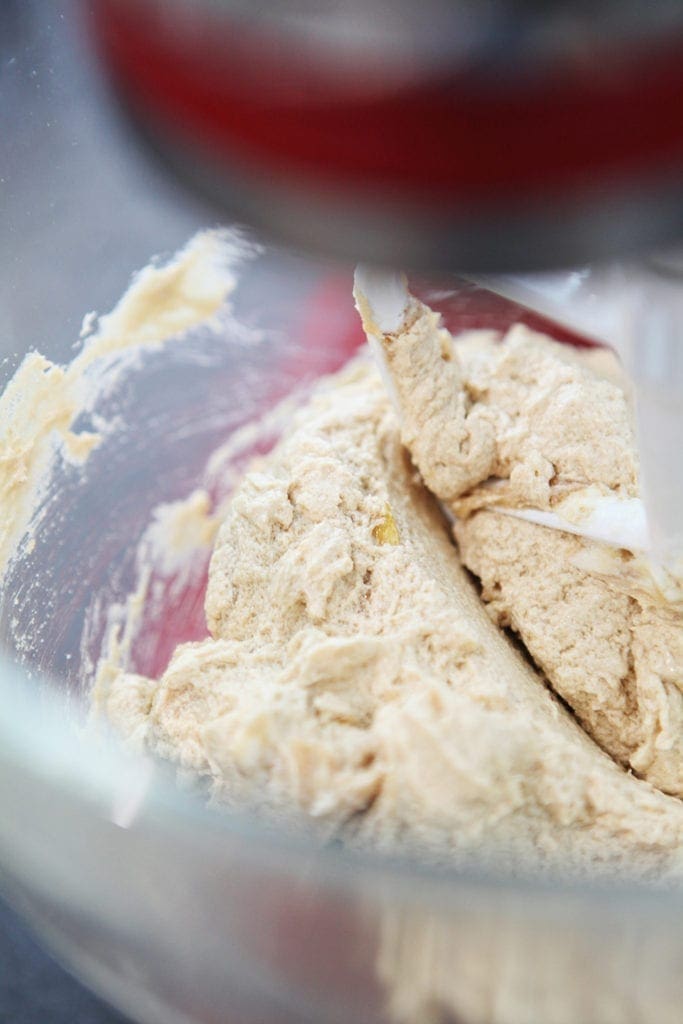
365, 292, 637, 518
361, 290, 683, 797
456, 512, 683, 796
103, 360, 683, 877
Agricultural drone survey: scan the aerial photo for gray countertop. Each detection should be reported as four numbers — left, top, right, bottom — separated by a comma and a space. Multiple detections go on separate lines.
0, 898, 130, 1024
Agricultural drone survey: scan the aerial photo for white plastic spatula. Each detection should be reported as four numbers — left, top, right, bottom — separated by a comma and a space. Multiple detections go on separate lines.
353, 264, 651, 554
480, 265, 683, 584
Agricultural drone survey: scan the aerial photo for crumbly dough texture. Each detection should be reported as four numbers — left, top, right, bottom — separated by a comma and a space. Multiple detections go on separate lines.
458, 512, 683, 789
368, 298, 683, 796
103, 354, 683, 876
379, 302, 638, 518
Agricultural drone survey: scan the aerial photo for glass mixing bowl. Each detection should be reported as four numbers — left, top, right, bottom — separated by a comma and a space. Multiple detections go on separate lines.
3, 5, 683, 1024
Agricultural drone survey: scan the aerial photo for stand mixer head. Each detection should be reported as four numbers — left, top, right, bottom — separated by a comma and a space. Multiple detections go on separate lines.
89, 0, 683, 585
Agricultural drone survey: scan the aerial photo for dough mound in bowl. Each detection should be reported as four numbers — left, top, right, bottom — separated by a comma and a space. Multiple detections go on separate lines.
101, 352, 683, 879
